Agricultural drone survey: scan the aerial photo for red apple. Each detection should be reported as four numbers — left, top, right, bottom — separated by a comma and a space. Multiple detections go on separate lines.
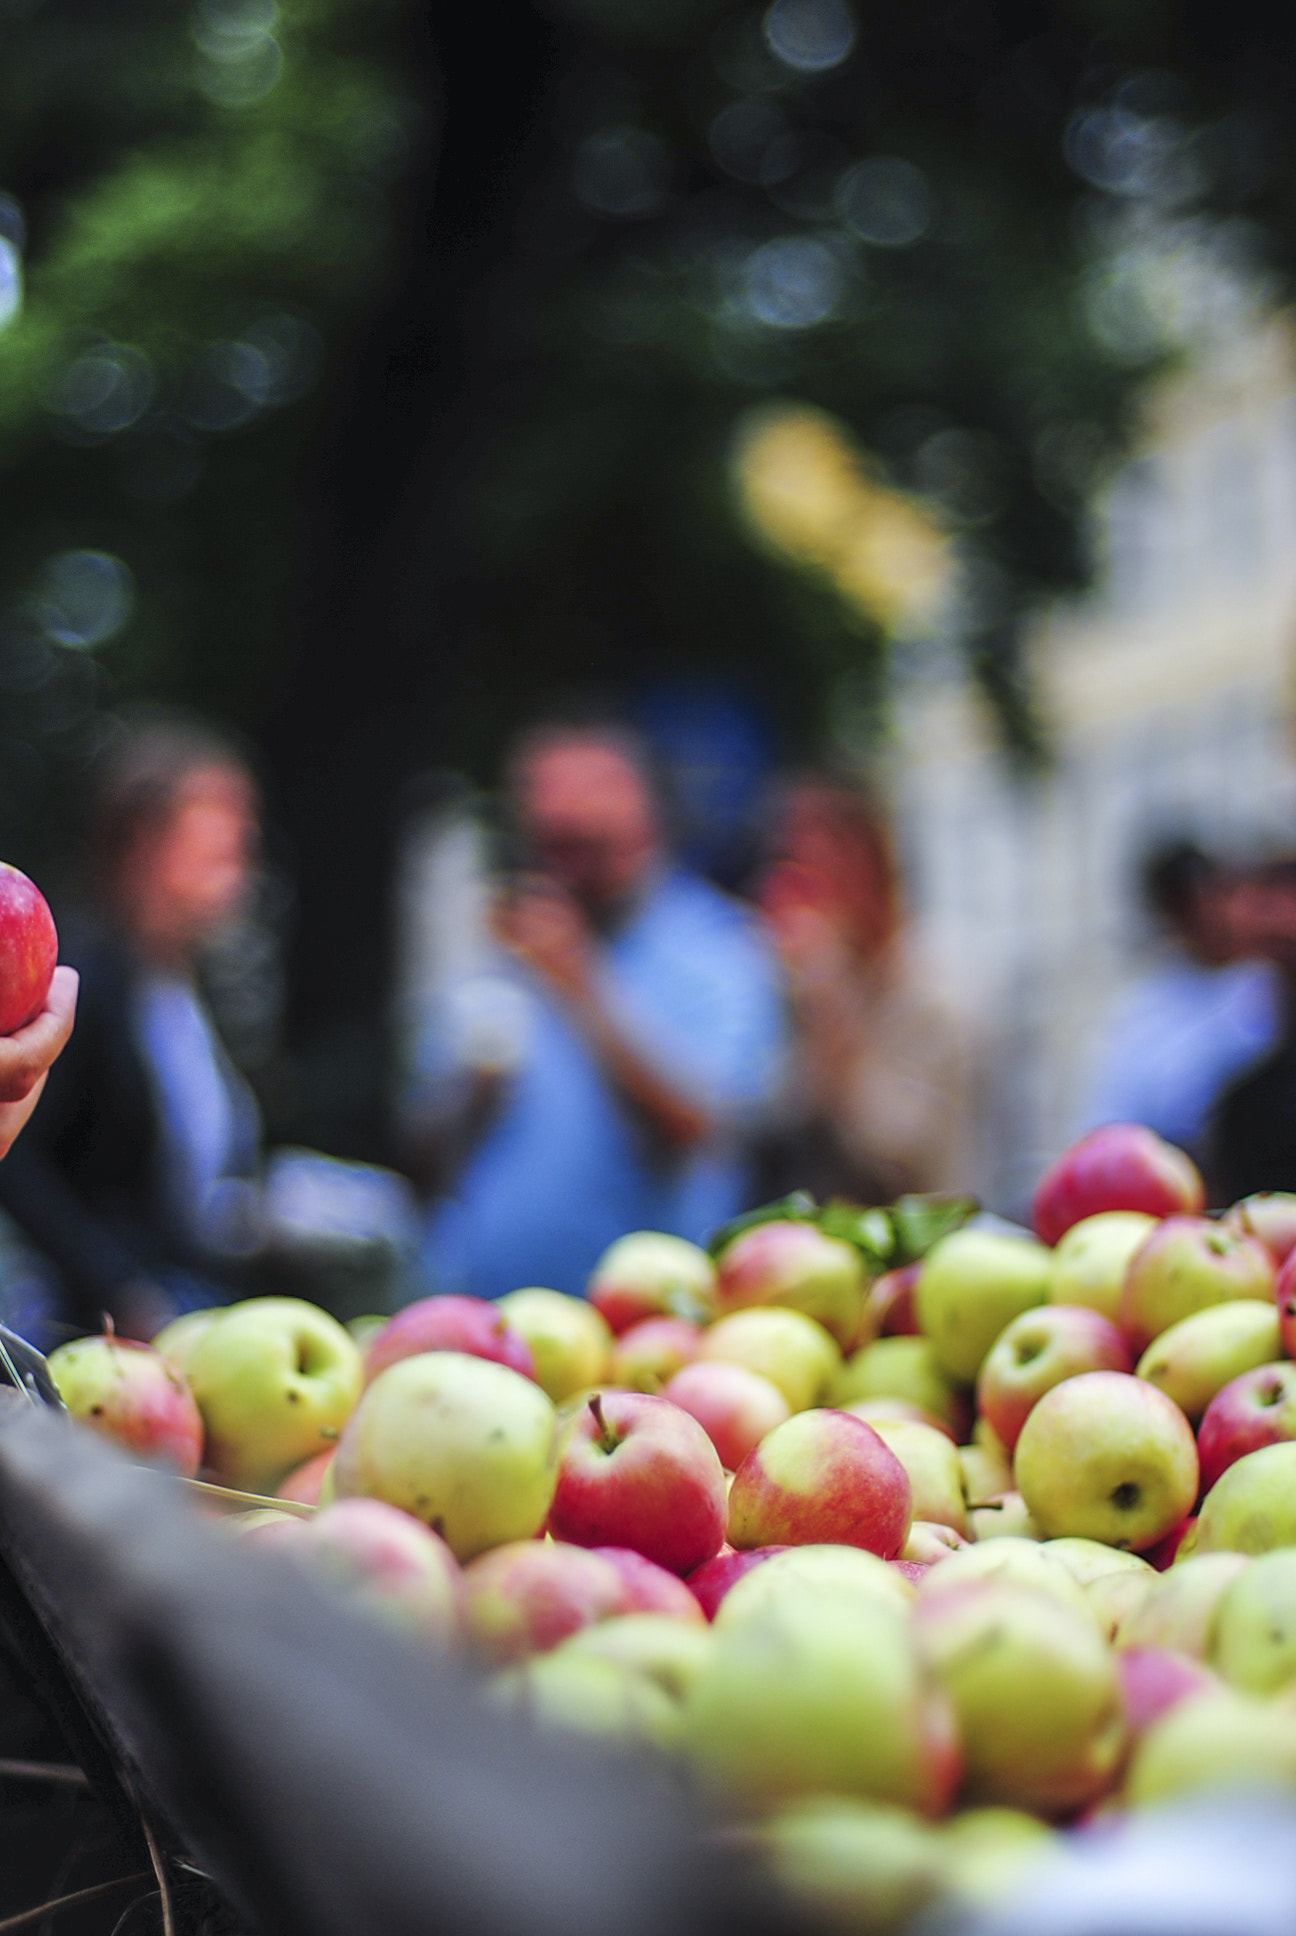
1116, 1648, 1218, 1739
661, 1361, 790, 1471
686, 1545, 789, 1621
587, 1231, 717, 1334
1142, 1515, 1196, 1572
976, 1305, 1132, 1453
1274, 1249, 1296, 1356
714, 1220, 864, 1347
547, 1390, 728, 1576
1120, 1217, 1274, 1355
1032, 1124, 1204, 1247
276, 1449, 334, 1505
591, 1546, 706, 1621
843, 1398, 957, 1442
610, 1316, 702, 1393
0, 860, 58, 1036
362, 1295, 535, 1386
892, 1560, 932, 1587
461, 1539, 628, 1665
862, 1264, 923, 1341
727, 1409, 912, 1559
300, 1497, 464, 1647
1227, 1193, 1296, 1268
47, 1333, 204, 1476
1196, 1361, 1296, 1493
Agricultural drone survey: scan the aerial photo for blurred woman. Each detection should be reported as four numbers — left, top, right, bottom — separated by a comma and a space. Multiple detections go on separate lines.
0, 717, 263, 1338
753, 776, 980, 1206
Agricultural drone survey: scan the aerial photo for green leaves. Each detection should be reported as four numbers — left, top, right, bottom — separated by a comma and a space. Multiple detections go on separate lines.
708, 1190, 978, 1271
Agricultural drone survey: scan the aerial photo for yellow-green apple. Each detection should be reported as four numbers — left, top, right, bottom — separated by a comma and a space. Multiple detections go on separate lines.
296, 1497, 463, 1648
610, 1316, 701, 1392
590, 1546, 706, 1620
1119, 1217, 1274, 1354
714, 1544, 916, 1630
546, 1389, 726, 1575
977, 1306, 1131, 1452
685, 1544, 788, 1619
958, 1427, 1013, 1505
1043, 1537, 1156, 1590
916, 1230, 1053, 1384
153, 1307, 221, 1376
938, 1808, 1057, 1908
682, 1590, 958, 1812
1195, 1440, 1296, 1554
48, 1333, 205, 1476
276, 1449, 334, 1504
557, 1611, 714, 1701
331, 1350, 557, 1559
860, 1263, 923, 1341
1197, 1362, 1296, 1492
846, 1397, 956, 1440
1048, 1211, 1158, 1323
727, 1410, 912, 1558
714, 1220, 865, 1347
870, 1419, 967, 1535
967, 1493, 1041, 1541
1116, 1647, 1218, 1739
1225, 1191, 1296, 1266
754, 1799, 947, 1934
1084, 1567, 1154, 1641
496, 1287, 612, 1402
1208, 1549, 1296, 1693
362, 1294, 534, 1386
0, 860, 57, 1035
1013, 1371, 1198, 1551
916, 1581, 1125, 1815
1277, 1249, 1296, 1356
903, 1522, 969, 1565
831, 1336, 971, 1439
1031, 1124, 1204, 1247
461, 1539, 628, 1665
182, 1297, 363, 1492
660, 1360, 789, 1470
1136, 1301, 1281, 1424
1114, 1553, 1249, 1656
346, 1314, 387, 1353
916, 1536, 1097, 1624
493, 1648, 681, 1748
1124, 1688, 1296, 1806
586, 1230, 716, 1334
697, 1307, 839, 1411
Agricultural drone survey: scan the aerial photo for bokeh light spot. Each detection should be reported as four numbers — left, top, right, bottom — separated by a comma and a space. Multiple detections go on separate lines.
742, 236, 845, 328
836, 158, 933, 246
0, 238, 20, 332
46, 345, 155, 436
573, 127, 671, 218
762, 0, 856, 74
36, 552, 134, 650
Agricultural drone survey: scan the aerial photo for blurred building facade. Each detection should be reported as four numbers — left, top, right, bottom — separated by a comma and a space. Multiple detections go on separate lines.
890, 318, 1296, 1216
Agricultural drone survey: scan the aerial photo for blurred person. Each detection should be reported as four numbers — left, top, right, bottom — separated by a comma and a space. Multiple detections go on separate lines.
0, 970, 79, 1159
0, 719, 265, 1339
751, 776, 981, 1205
1207, 858, 1296, 1201
1079, 840, 1280, 1158
401, 723, 786, 1299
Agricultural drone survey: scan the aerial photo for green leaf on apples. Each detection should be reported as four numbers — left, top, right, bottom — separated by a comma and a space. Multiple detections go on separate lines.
706, 1192, 820, 1256
707, 1189, 979, 1270
889, 1194, 980, 1265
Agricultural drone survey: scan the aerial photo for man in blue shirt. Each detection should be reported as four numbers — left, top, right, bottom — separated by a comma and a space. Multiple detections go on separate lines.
408, 725, 786, 1300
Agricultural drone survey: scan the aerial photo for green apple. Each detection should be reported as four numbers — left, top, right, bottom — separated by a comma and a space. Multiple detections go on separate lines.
1084, 1567, 1154, 1642
916, 1536, 1097, 1626
753, 1799, 947, 1934
1043, 1537, 1155, 1589
1114, 1552, 1250, 1658
903, 1520, 969, 1565
1136, 1300, 1282, 1423
1048, 1212, 1158, 1323
1195, 1441, 1296, 1555
153, 1307, 220, 1376
682, 1591, 958, 1812
958, 1432, 1013, 1506
715, 1544, 916, 1631
331, 1350, 558, 1560
1013, 1371, 1198, 1551
916, 1231, 1053, 1384
1125, 1688, 1296, 1806
496, 1287, 613, 1403
1209, 1549, 1296, 1694
183, 1297, 363, 1492
968, 1493, 1042, 1542
871, 1419, 967, 1535
556, 1612, 715, 1701
696, 1307, 840, 1411
939, 1808, 1057, 1908
831, 1336, 970, 1439
916, 1581, 1125, 1815
1120, 1216, 1275, 1355
491, 1650, 681, 1749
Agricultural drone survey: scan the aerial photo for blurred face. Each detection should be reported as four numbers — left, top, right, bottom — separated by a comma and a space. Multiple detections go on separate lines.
117, 767, 257, 966
515, 739, 660, 917
1223, 870, 1296, 973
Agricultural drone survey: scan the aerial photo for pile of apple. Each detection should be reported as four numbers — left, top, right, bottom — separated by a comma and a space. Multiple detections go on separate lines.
44, 1120, 1296, 1934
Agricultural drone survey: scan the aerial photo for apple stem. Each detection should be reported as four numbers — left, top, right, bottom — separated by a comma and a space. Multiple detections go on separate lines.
587, 1392, 619, 1455
102, 1313, 115, 1340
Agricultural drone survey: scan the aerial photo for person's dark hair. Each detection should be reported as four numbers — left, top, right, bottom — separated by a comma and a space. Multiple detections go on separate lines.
89, 710, 257, 882
1140, 839, 1216, 926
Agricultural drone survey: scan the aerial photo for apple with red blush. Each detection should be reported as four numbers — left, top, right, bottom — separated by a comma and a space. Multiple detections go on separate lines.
462, 1539, 628, 1665
547, 1390, 728, 1576
1196, 1361, 1296, 1493
1275, 1248, 1296, 1356
363, 1295, 535, 1385
47, 1332, 204, 1476
610, 1316, 702, 1392
976, 1305, 1131, 1453
1227, 1192, 1296, 1268
661, 1360, 790, 1470
1032, 1123, 1204, 1247
592, 1547, 705, 1621
714, 1219, 864, 1348
587, 1231, 717, 1334
861, 1264, 922, 1341
1116, 1647, 1218, 1739
276, 1449, 334, 1505
686, 1545, 789, 1620
0, 860, 58, 1037
727, 1409, 912, 1560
